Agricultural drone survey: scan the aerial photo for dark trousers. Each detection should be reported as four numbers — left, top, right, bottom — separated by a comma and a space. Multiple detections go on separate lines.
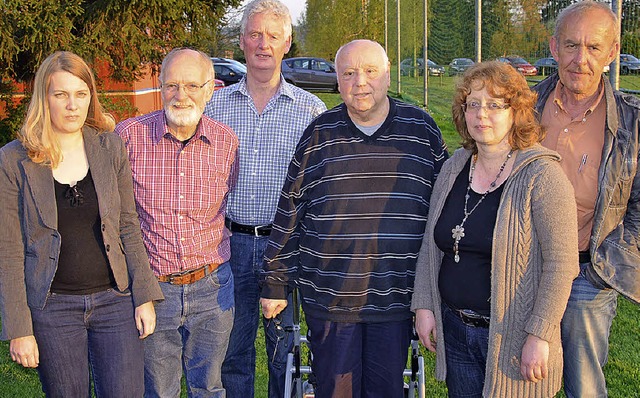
222, 232, 294, 398
306, 314, 412, 398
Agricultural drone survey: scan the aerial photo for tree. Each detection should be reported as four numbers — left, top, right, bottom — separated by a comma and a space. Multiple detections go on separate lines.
0, 0, 240, 146
300, 0, 384, 60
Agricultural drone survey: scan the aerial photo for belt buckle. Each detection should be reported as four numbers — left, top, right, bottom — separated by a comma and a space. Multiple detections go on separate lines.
253, 225, 267, 236
166, 268, 192, 284
459, 309, 489, 328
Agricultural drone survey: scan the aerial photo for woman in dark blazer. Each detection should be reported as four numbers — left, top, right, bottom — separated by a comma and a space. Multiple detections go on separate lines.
0, 51, 163, 397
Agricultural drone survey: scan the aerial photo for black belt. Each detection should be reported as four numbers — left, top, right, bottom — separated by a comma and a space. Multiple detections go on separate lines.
446, 304, 490, 328
579, 251, 591, 264
225, 218, 272, 236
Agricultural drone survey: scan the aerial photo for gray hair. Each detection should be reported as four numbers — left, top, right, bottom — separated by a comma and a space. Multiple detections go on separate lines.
554, 0, 619, 42
240, 0, 292, 39
159, 47, 214, 83
335, 40, 390, 72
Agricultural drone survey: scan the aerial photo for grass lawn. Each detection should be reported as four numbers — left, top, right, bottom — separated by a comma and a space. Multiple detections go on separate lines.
1, 73, 639, 397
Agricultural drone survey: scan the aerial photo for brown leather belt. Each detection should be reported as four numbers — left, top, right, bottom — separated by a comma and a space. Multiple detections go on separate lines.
157, 263, 219, 285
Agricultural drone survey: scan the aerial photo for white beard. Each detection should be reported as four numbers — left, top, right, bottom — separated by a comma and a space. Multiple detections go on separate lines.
164, 99, 204, 127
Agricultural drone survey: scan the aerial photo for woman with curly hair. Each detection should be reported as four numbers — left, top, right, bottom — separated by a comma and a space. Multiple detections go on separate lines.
411, 61, 579, 397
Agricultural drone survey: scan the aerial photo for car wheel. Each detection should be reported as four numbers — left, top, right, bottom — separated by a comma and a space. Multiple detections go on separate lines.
333, 83, 339, 93
621, 66, 629, 75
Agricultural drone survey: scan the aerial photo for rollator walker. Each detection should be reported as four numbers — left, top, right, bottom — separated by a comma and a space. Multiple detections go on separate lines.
283, 291, 426, 398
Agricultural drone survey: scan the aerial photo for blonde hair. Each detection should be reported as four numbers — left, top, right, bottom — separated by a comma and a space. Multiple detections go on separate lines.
19, 51, 115, 168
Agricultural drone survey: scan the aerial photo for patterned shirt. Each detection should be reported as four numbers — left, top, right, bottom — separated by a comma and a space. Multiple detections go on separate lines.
261, 98, 449, 323
204, 76, 326, 225
115, 110, 238, 276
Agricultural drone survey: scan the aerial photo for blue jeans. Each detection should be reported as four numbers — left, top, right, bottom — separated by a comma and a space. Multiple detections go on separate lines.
305, 315, 412, 398
30, 288, 144, 398
561, 262, 618, 398
222, 232, 294, 398
144, 262, 234, 398
441, 304, 489, 398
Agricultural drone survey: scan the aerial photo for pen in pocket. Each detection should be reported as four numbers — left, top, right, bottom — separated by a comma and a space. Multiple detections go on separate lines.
578, 154, 588, 173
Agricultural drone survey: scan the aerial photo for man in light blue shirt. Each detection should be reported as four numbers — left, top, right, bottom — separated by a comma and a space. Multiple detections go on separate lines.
203, 1, 326, 397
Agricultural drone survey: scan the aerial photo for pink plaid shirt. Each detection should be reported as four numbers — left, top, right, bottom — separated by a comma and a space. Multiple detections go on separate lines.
116, 110, 238, 276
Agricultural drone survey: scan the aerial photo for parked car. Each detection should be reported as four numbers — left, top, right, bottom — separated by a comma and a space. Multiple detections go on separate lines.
281, 57, 338, 91
213, 62, 246, 86
534, 57, 557, 75
426, 59, 446, 76
619, 54, 640, 75
497, 56, 538, 76
211, 57, 247, 71
400, 58, 445, 76
448, 58, 475, 76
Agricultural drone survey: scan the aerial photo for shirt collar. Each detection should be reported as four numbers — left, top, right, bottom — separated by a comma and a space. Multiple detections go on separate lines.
233, 74, 296, 101
151, 110, 211, 145
552, 79, 605, 119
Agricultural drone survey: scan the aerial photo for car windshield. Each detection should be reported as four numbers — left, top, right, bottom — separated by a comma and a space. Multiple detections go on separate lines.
622, 55, 639, 63
509, 57, 528, 64
427, 60, 437, 66
459, 59, 473, 65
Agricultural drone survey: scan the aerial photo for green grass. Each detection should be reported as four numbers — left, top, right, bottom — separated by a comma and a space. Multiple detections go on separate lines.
1, 74, 639, 397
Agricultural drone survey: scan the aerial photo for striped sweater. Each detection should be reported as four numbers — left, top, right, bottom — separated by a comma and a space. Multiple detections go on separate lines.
260, 98, 448, 323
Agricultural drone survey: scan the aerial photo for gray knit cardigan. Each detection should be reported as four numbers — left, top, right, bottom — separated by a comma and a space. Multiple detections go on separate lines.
411, 144, 579, 397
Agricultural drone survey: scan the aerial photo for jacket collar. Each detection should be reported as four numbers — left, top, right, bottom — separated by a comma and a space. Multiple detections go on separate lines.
83, 127, 112, 218
535, 73, 618, 137
21, 127, 112, 229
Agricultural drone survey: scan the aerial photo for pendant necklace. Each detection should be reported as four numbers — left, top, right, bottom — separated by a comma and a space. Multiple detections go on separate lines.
452, 149, 513, 263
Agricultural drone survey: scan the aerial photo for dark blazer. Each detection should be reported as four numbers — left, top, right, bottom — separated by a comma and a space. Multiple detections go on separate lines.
0, 128, 163, 340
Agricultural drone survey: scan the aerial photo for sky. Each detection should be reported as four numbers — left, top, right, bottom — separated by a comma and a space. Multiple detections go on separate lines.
240, 0, 305, 24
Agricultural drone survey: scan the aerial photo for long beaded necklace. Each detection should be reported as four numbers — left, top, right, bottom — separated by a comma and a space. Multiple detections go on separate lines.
451, 149, 513, 263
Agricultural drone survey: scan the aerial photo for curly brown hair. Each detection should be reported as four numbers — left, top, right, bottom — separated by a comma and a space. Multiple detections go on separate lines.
452, 60, 544, 153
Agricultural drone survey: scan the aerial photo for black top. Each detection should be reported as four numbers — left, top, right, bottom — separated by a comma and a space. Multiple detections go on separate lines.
435, 159, 504, 316
51, 170, 115, 294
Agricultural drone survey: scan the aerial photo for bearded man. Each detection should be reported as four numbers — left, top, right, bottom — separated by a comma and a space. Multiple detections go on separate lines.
115, 47, 239, 398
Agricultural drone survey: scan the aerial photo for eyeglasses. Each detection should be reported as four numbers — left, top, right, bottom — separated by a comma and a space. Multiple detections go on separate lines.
462, 101, 510, 113
161, 79, 212, 94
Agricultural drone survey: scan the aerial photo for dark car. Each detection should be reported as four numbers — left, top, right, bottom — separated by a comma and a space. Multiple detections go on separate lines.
213, 63, 246, 86
448, 58, 475, 76
400, 58, 445, 76
497, 56, 538, 76
534, 57, 557, 75
619, 54, 640, 75
281, 57, 338, 92
211, 57, 247, 71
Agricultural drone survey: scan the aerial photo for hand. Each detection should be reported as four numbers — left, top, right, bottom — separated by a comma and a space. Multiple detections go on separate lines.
260, 298, 288, 319
520, 334, 549, 382
135, 301, 156, 339
415, 309, 437, 352
9, 335, 39, 368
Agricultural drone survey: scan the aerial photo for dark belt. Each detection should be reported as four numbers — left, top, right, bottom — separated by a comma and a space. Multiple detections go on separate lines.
579, 251, 591, 264
157, 263, 219, 285
225, 218, 272, 236
447, 304, 490, 328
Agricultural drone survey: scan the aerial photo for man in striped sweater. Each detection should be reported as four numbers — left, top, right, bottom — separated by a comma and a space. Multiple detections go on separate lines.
260, 40, 448, 398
